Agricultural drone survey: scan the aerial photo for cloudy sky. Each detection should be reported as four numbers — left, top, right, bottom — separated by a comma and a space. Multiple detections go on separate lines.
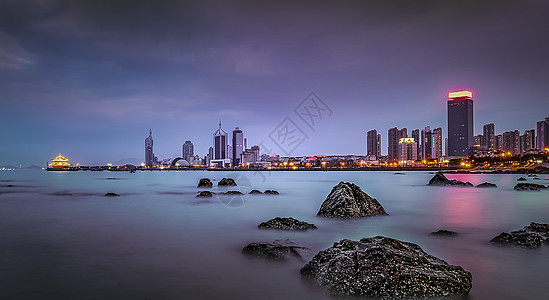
1, 0, 549, 166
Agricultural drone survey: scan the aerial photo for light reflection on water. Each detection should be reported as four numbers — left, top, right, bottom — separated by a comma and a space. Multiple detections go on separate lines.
1, 170, 549, 299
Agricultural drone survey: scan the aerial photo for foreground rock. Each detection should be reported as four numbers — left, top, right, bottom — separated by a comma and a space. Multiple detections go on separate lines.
317, 182, 387, 218
104, 192, 120, 197
427, 173, 473, 187
242, 240, 306, 261
431, 229, 459, 237
513, 183, 547, 191
490, 222, 549, 248
301, 236, 472, 298
197, 178, 212, 188
218, 178, 237, 186
258, 217, 317, 231
196, 191, 213, 197
475, 182, 497, 188
224, 190, 243, 195
264, 190, 279, 194
249, 189, 263, 194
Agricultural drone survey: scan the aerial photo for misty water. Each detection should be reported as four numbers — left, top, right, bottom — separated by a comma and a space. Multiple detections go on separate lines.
1, 170, 549, 299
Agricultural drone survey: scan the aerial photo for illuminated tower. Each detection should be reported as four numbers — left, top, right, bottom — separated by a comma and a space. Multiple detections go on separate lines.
232, 127, 244, 166
483, 123, 495, 150
145, 129, 154, 167
213, 120, 228, 160
447, 91, 473, 157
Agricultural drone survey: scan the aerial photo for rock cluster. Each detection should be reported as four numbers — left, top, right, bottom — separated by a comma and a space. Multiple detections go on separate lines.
224, 190, 243, 195
242, 240, 306, 261
197, 178, 212, 188
300, 236, 472, 298
513, 183, 547, 191
218, 178, 237, 186
490, 222, 549, 248
264, 190, 279, 194
475, 182, 497, 188
430, 229, 459, 237
317, 182, 387, 218
427, 173, 473, 187
258, 217, 317, 231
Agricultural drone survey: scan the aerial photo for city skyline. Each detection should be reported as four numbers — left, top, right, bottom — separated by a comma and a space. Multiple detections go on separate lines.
2, 1, 549, 166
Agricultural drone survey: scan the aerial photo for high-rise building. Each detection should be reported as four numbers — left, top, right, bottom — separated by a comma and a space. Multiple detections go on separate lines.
412, 129, 420, 159
502, 130, 520, 155
367, 129, 381, 158
388, 127, 407, 162
232, 127, 244, 166
447, 91, 473, 157
483, 123, 495, 150
421, 126, 432, 159
537, 117, 549, 151
213, 121, 228, 160
242, 145, 261, 164
398, 138, 418, 162
522, 129, 535, 153
432, 127, 443, 158
473, 135, 484, 147
145, 129, 154, 167
182, 140, 194, 162
495, 134, 503, 152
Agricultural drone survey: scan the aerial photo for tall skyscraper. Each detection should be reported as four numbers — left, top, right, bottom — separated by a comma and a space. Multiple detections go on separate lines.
421, 126, 432, 159
412, 129, 420, 159
447, 90, 473, 157
483, 123, 495, 150
145, 129, 154, 167
432, 127, 443, 158
213, 121, 228, 159
473, 135, 483, 147
502, 130, 520, 155
537, 117, 549, 151
182, 140, 194, 162
522, 129, 535, 153
388, 127, 407, 162
398, 138, 418, 161
367, 129, 380, 158
232, 127, 244, 166
495, 134, 503, 152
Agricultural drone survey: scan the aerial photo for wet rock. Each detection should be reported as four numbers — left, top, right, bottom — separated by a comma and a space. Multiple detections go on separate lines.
394, 172, 405, 175
490, 231, 542, 248
317, 182, 387, 218
517, 177, 528, 181
524, 222, 549, 239
218, 178, 237, 186
224, 190, 243, 195
301, 236, 472, 298
513, 183, 547, 191
431, 229, 459, 237
196, 191, 213, 197
475, 182, 497, 188
197, 178, 212, 188
249, 189, 263, 194
242, 240, 306, 261
264, 190, 279, 194
104, 192, 120, 197
427, 173, 473, 187
258, 217, 317, 231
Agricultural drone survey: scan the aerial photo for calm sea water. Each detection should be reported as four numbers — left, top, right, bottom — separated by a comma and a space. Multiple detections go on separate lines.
1, 170, 549, 299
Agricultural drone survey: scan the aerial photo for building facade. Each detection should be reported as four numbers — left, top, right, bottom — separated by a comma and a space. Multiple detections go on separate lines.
367, 129, 381, 158
232, 127, 244, 166
483, 123, 495, 150
502, 130, 520, 155
398, 138, 418, 162
145, 129, 154, 167
213, 121, 228, 160
388, 127, 407, 162
447, 91, 473, 157
182, 140, 194, 162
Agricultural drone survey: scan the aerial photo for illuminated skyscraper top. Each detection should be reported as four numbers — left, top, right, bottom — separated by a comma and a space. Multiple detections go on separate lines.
447, 91, 473, 157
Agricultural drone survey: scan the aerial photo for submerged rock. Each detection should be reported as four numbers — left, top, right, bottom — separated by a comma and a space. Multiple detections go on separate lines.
249, 189, 263, 194
517, 177, 528, 181
513, 183, 547, 191
427, 173, 473, 187
224, 190, 243, 195
490, 222, 549, 248
431, 229, 459, 237
258, 217, 317, 231
242, 240, 306, 261
300, 236, 472, 298
218, 178, 237, 186
475, 182, 497, 188
104, 192, 120, 197
197, 178, 212, 188
317, 182, 387, 218
196, 191, 213, 197
264, 190, 279, 194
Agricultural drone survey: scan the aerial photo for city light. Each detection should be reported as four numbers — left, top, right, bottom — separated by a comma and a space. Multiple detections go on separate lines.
448, 90, 473, 99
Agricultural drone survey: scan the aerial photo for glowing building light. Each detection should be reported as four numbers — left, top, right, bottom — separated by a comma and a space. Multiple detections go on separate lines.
448, 90, 473, 99
49, 154, 71, 169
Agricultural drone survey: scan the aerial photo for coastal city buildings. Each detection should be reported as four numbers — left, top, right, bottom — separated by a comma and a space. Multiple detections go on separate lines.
388, 127, 407, 162
145, 129, 154, 167
483, 123, 495, 150
447, 91, 474, 157
182, 140, 194, 163
366, 129, 381, 158
232, 127, 244, 166
398, 138, 418, 164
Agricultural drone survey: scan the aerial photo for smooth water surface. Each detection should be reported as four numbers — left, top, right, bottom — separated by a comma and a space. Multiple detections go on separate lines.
1, 170, 549, 299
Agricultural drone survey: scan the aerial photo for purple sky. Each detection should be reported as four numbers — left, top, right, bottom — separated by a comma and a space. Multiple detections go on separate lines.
1, 0, 549, 166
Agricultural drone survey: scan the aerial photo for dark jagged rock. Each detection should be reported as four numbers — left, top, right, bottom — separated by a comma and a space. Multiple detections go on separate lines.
197, 178, 212, 188
242, 240, 306, 261
394, 172, 405, 175
218, 178, 237, 186
475, 182, 497, 188
427, 173, 473, 187
490, 231, 542, 248
513, 183, 547, 191
301, 236, 472, 298
196, 191, 213, 197
264, 190, 279, 194
317, 182, 387, 218
224, 190, 243, 195
517, 177, 528, 181
249, 189, 263, 194
430, 229, 459, 237
104, 192, 120, 197
524, 222, 549, 238
258, 217, 317, 231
